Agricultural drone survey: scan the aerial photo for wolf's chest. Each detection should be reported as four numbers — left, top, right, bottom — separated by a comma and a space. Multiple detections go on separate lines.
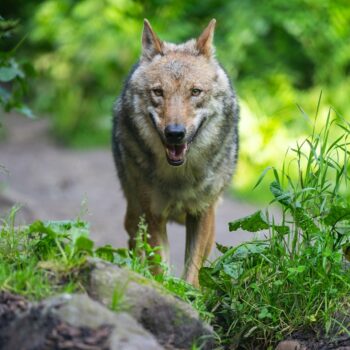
149, 168, 223, 217
150, 187, 212, 218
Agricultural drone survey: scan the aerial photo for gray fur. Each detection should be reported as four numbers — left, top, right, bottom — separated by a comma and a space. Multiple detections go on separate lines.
112, 22, 239, 285
112, 48, 239, 220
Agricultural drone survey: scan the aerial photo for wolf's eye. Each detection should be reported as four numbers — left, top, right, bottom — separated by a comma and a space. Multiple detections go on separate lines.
152, 88, 163, 97
191, 88, 202, 97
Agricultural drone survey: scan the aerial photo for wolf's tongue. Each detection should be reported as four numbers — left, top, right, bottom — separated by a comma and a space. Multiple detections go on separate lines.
166, 144, 187, 161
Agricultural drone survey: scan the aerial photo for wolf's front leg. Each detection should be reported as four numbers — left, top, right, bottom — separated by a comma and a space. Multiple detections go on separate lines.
145, 212, 169, 272
183, 204, 216, 287
125, 202, 169, 273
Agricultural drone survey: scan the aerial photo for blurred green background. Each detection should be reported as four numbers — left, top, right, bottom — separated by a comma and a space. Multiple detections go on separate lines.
1, 0, 350, 202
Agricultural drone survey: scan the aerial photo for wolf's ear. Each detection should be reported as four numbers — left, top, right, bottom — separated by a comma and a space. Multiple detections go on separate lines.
142, 19, 163, 60
196, 19, 216, 58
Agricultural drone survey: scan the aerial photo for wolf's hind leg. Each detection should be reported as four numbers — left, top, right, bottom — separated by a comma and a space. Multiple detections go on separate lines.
183, 204, 216, 287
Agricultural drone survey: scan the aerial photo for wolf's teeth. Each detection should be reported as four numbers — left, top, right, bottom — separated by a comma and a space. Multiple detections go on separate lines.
165, 143, 188, 161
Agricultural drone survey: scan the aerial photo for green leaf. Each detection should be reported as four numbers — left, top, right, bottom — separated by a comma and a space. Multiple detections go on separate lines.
287, 265, 306, 276
27, 220, 62, 259
293, 208, 319, 236
229, 211, 269, 232
0, 67, 20, 82
16, 104, 35, 119
270, 181, 292, 206
21, 61, 36, 77
229, 210, 290, 235
231, 242, 269, 260
212, 241, 269, 276
323, 205, 350, 226
113, 248, 132, 266
216, 242, 229, 253
198, 267, 217, 289
274, 225, 290, 235
258, 307, 273, 320
223, 262, 243, 279
74, 236, 94, 254
95, 245, 121, 262
273, 280, 283, 287
28, 220, 58, 237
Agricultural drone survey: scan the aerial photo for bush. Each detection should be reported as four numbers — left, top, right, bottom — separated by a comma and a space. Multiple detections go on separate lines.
199, 106, 350, 348
0, 17, 34, 118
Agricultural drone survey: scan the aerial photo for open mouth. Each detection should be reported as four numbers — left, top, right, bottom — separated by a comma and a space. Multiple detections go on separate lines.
165, 143, 188, 166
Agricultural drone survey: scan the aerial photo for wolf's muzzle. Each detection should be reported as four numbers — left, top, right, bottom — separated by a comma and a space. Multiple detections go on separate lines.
163, 124, 188, 166
164, 124, 186, 145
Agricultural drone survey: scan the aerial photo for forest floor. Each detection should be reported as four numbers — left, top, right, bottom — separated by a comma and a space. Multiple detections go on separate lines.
0, 113, 258, 274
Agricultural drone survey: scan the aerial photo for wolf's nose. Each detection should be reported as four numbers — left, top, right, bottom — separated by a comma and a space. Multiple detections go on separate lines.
164, 124, 186, 144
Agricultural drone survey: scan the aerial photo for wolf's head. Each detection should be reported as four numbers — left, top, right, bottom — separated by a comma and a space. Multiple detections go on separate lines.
129, 19, 232, 167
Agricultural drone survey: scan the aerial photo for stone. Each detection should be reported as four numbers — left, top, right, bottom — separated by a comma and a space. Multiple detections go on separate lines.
0, 291, 29, 325
84, 258, 214, 350
275, 340, 307, 350
0, 293, 162, 350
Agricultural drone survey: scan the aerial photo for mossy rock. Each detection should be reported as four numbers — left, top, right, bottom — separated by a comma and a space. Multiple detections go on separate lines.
83, 258, 214, 350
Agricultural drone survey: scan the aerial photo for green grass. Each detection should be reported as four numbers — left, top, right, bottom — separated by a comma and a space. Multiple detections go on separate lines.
0, 207, 82, 299
0, 209, 210, 320
0, 207, 123, 299
199, 105, 350, 348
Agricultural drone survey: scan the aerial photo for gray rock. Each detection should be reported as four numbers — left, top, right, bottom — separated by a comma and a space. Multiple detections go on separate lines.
0, 293, 162, 350
49, 294, 163, 350
84, 258, 214, 350
275, 340, 307, 350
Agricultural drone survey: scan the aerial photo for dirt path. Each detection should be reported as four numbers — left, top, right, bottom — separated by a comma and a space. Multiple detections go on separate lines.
0, 114, 258, 273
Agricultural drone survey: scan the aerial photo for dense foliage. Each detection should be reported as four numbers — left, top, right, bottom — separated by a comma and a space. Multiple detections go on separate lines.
199, 108, 350, 348
0, 17, 34, 117
2, 0, 350, 197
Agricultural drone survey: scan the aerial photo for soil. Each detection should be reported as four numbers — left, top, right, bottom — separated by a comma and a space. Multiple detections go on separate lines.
0, 292, 28, 325
279, 327, 350, 350
0, 113, 258, 274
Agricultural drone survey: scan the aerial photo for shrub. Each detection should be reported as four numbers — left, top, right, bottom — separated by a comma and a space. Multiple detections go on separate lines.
199, 105, 350, 348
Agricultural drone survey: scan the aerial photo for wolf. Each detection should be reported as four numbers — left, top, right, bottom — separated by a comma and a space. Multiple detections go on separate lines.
112, 19, 239, 286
